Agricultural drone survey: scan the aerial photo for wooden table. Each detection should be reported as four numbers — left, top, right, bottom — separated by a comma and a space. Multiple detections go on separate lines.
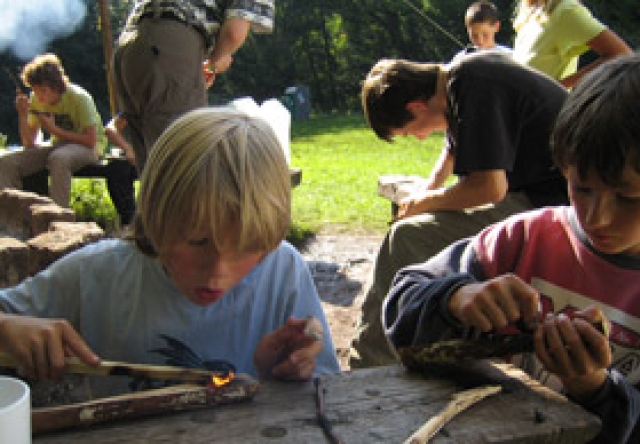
34, 362, 601, 443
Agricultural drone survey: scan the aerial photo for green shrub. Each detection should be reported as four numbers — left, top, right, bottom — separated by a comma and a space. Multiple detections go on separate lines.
70, 179, 118, 230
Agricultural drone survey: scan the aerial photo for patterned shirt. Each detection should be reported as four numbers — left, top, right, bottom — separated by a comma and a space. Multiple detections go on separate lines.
124, 0, 275, 50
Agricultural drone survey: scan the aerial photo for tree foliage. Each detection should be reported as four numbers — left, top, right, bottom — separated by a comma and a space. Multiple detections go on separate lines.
0, 0, 638, 143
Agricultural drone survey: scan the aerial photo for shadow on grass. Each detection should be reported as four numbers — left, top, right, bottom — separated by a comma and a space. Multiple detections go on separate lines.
286, 223, 317, 250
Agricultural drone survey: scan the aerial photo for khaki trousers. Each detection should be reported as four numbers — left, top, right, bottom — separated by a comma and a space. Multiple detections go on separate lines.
113, 19, 207, 171
0, 144, 98, 207
348, 192, 534, 368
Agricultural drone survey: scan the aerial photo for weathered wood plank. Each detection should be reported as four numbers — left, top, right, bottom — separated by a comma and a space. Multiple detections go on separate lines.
34, 363, 601, 443
32, 375, 258, 435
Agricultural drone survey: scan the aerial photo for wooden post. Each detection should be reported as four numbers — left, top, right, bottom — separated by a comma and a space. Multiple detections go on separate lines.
98, 0, 118, 116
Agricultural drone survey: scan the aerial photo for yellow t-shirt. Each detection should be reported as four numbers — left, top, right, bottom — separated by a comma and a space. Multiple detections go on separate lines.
513, 0, 605, 81
28, 83, 108, 155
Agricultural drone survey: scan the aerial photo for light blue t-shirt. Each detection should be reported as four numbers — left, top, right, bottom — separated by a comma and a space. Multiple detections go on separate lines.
0, 239, 340, 381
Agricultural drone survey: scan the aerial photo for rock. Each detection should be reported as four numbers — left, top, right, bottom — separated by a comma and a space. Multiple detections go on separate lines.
0, 189, 54, 239
0, 237, 29, 288
27, 222, 104, 275
30, 204, 75, 236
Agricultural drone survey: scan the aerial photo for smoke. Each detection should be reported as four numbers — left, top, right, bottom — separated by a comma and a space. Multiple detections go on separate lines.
0, 0, 87, 60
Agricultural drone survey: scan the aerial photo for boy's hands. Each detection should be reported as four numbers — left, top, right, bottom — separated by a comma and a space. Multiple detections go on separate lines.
0, 313, 100, 380
534, 307, 611, 400
449, 278, 612, 399
35, 112, 56, 135
449, 274, 540, 332
15, 91, 30, 115
254, 316, 324, 381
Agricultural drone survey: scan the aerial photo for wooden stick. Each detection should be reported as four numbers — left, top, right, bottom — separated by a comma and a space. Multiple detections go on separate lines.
404, 385, 502, 444
314, 377, 344, 444
0, 351, 221, 384
32, 375, 259, 435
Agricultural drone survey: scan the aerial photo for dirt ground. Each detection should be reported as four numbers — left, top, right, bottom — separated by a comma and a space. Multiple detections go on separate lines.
298, 234, 383, 370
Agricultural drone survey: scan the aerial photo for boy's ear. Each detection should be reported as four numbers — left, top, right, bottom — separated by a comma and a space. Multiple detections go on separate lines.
494, 21, 501, 33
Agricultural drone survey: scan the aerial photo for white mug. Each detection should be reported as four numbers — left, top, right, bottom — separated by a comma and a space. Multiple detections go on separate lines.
0, 376, 31, 444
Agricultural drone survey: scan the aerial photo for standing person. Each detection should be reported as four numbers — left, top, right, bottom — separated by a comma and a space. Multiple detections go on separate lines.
0, 53, 107, 208
0, 108, 340, 389
349, 52, 568, 369
383, 53, 640, 444
113, 0, 275, 171
513, 0, 632, 88
451, 0, 512, 62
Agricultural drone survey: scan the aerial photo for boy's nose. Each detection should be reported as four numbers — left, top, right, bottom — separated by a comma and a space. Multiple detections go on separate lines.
584, 196, 613, 229
203, 255, 228, 276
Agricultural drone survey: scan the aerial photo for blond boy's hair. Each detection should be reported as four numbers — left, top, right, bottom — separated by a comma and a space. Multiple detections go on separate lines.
552, 53, 640, 185
133, 107, 291, 255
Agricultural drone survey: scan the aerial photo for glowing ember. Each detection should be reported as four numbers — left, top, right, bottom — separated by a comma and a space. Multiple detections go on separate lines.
210, 371, 235, 387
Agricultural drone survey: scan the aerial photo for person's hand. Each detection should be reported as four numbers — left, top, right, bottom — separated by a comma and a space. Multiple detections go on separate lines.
36, 112, 56, 134
393, 190, 433, 222
203, 55, 234, 89
534, 306, 611, 400
396, 197, 423, 220
0, 313, 100, 380
253, 316, 324, 381
15, 92, 30, 115
203, 61, 216, 89
211, 54, 233, 74
449, 274, 540, 332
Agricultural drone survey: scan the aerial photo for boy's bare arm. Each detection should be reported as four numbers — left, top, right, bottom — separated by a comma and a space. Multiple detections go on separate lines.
16, 92, 40, 148
397, 169, 508, 219
422, 147, 454, 190
207, 17, 251, 75
560, 29, 632, 88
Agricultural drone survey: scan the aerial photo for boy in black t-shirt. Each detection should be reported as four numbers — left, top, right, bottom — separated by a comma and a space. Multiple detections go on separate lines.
350, 52, 568, 369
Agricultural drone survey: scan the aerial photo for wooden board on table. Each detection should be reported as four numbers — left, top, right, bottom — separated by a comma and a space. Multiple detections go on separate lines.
31, 374, 258, 436
34, 363, 601, 443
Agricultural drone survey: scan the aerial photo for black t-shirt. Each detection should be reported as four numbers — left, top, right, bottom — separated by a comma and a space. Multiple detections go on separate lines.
445, 52, 568, 207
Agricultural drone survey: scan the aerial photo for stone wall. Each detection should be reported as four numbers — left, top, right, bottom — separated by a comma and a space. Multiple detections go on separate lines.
0, 189, 105, 288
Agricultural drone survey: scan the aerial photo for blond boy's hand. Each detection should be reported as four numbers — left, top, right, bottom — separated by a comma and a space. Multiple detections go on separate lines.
534, 307, 612, 400
0, 313, 100, 380
253, 316, 323, 381
449, 274, 540, 332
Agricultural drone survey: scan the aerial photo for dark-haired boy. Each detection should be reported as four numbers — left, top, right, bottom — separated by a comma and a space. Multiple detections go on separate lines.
453, 0, 511, 61
350, 51, 568, 368
384, 53, 640, 444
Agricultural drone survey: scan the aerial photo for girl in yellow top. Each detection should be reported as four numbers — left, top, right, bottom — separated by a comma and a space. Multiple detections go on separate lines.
513, 0, 631, 88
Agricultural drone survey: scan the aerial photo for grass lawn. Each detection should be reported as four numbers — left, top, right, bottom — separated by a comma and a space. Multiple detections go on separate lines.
290, 113, 443, 236
70, 112, 444, 238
